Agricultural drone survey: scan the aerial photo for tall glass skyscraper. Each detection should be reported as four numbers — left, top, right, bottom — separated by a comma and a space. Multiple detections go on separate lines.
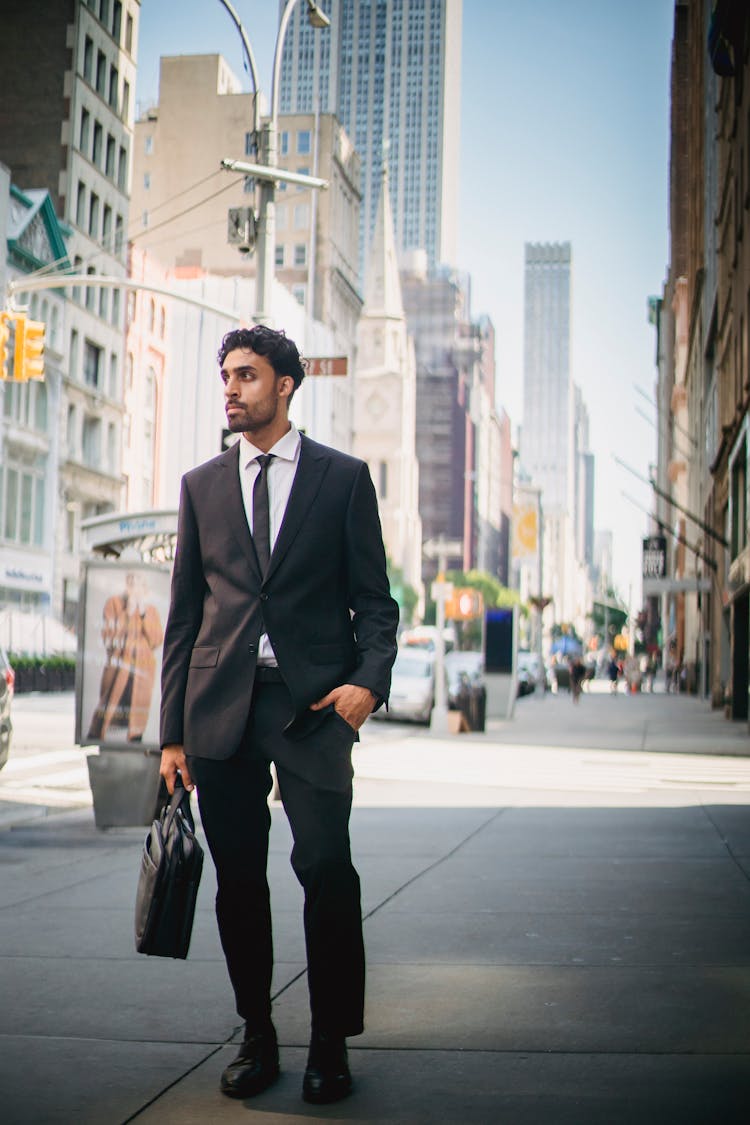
521, 242, 573, 514
278, 0, 462, 281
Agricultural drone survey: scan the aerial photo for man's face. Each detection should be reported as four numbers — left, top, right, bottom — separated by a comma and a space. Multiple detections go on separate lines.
220, 348, 292, 437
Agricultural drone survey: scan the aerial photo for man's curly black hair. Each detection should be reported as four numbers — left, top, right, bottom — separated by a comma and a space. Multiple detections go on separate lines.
218, 326, 307, 391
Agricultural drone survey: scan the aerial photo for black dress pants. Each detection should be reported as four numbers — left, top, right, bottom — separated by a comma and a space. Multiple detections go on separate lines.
188, 681, 365, 1037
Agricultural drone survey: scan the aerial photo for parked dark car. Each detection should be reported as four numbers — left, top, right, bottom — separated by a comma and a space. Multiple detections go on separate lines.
444, 650, 486, 731
0, 647, 13, 771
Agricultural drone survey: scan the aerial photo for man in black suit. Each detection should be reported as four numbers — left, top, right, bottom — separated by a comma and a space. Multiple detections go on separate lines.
159, 325, 398, 1105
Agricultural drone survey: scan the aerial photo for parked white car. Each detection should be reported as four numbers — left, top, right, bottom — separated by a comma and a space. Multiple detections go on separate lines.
517, 650, 547, 694
373, 648, 435, 724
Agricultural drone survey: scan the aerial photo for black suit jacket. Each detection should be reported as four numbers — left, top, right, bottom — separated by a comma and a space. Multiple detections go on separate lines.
160, 433, 399, 779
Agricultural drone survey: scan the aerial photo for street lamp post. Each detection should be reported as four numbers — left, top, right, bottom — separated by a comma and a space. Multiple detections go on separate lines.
218, 0, 330, 326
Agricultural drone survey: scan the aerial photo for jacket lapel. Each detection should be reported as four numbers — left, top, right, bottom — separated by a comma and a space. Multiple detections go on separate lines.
214, 442, 262, 578
266, 435, 329, 581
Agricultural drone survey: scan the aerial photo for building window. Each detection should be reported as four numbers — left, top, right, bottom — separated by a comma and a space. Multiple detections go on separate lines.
292, 284, 306, 306
82, 415, 102, 468
109, 353, 118, 398
112, 288, 121, 327
70, 329, 79, 379
159, 307, 166, 338
92, 121, 102, 165
244, 131, 256, 157
296, 167, 309, 191
107, 422, 117, 473
86, 267, 96, 311
105, 134, 115, 177
143, 172, 151, 190
297, 129, 311, 155
275, 244, 284, 267
34, 382, 48, 432
144, 134, 153, 155
114, 214, 123, 254
83, 36, 93, 83
49, 306, 60, 351
112, 0, 122, 41
118, 146, 128, 190
83, 339, 102, 388
67, 404, 76, 455
96, 51, 106, 95
108, 65, 119, 110
79, 108, 90, 153
148, 299, 156, 332
102, 204, 112, 245
378, 461, 387, 499
0, 454, 45, 547
276, 204, 287, 229
294, 203, 309, 229
125, 11, 133, 53
279, 131, 289, 156
76, 182, 86, 228
72, 257, 82, 303
294, 243, 307, 267
243, 176, 254, 194
122, 79, 130, 120
88, 192, 100, 238
99, 287, 108, 320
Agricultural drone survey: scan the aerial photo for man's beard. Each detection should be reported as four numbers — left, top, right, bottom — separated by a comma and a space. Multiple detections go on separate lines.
226, 396, 279, 433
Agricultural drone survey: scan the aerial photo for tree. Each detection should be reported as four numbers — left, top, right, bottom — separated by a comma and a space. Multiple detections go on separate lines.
386, 559, 419, 624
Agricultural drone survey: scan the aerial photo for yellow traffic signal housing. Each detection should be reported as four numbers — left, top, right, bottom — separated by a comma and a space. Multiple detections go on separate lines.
13, 313, 45, 381
0, 313, 10, 379
445, 587, 484, 621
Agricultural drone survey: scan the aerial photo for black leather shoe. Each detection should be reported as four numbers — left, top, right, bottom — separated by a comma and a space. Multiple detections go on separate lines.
302, 1031, 352, 1104
220, 1025, 280, 1099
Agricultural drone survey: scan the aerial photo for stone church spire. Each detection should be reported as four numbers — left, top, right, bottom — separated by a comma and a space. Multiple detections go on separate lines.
363, 161, 404, 320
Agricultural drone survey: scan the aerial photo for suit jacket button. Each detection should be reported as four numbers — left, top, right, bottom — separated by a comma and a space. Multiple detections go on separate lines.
260, 593, 269, 601
248, 644, 257, 654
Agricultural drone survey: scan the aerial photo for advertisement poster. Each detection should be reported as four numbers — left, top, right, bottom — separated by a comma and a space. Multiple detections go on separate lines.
76, 561, 171, 752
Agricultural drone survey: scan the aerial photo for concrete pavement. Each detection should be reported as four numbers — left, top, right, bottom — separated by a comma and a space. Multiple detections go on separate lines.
1, 686, 750, 1122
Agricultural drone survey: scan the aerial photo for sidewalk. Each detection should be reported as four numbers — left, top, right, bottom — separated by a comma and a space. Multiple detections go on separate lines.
1, 689, 749, 1123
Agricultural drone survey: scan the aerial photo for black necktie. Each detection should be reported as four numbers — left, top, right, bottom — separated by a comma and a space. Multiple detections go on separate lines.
252, 454, 273, 573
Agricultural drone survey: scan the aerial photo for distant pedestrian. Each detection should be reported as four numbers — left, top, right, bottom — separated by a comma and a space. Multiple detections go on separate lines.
570, 656, 585, 702
159, 325, 399, 1106
607, 654, 620, 694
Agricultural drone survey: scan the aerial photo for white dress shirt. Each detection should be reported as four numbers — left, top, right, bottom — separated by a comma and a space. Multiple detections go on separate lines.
238, 423, 301, 664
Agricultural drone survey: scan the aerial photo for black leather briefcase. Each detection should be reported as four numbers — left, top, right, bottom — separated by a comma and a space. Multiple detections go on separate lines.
135, 782, 204, 959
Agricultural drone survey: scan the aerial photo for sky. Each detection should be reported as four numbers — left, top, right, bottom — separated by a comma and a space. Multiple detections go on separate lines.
135, 0, 675, 603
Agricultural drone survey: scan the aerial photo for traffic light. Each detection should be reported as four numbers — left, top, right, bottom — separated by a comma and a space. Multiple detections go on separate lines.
13, 313, 45, 381
445, 587, 484, 621
0, 313, 10, 379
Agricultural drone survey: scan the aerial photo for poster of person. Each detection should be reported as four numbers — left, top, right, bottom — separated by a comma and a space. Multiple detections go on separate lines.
76, 562, 171, 751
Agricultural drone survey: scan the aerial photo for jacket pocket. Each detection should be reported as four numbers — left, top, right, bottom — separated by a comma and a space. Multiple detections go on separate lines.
309, 643, 347, 665
189, 645, 220, 668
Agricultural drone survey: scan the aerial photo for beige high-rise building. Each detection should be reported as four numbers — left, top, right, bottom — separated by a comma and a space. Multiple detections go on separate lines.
131, 54, 362, 345
0, 0, 140, 627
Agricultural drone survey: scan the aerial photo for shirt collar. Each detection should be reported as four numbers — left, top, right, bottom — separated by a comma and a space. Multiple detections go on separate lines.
240, 423, 300, 467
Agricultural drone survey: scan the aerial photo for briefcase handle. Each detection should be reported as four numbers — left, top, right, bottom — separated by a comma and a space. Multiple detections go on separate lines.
163, 781, 192, 834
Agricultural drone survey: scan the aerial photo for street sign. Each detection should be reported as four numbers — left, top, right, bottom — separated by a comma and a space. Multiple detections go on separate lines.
423, 537, 463, 560
642, 535, 667, 580
305, 356, 348, 377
